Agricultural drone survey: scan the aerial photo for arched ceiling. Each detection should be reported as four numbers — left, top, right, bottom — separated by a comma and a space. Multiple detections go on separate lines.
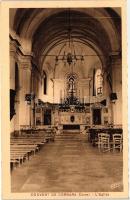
10, 8, 121, 70
43, 42, 102, 79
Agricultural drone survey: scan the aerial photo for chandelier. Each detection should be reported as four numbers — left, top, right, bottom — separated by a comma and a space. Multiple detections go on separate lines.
55, 49, 84, 66
55, 10, 86, 112
55, 10, 84, 66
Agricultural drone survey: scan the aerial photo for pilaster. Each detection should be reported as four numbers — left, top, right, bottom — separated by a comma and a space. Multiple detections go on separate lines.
18, 56, 32, 126
111, 53, 122, 125
10, 40, 17, 90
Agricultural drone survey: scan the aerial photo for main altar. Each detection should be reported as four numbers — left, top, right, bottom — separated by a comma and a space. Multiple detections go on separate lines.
35, 73, 110, 132
52, 75, 91, 132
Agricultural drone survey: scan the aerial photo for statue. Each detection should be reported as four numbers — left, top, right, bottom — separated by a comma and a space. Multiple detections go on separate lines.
68, 77, 75, 93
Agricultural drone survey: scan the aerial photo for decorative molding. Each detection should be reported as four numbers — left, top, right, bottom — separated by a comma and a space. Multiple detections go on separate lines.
10, 34, 33, 58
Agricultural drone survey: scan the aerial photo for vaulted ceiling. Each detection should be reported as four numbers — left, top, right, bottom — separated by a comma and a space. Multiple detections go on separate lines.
10, 8, 121, 70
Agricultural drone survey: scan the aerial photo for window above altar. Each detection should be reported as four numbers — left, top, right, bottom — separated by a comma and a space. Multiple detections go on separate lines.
95, 69, 103, 96
67, 73, 78, 97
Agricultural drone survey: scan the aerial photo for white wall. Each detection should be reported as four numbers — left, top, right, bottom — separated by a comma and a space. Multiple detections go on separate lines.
112, 58, 122, 125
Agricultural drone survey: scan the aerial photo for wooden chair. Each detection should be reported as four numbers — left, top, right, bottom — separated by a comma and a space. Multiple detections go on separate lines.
112, 134, 123, 152
97, 133, 103, 152
98, 133, 110, 152
45, 129, 55, 142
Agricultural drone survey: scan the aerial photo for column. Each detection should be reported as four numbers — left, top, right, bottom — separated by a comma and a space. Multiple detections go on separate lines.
10, 40, 17, 134
10, 41, 17, 90
19, 56, 32, 126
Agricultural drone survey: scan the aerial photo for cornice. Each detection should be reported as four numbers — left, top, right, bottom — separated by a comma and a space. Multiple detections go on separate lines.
10, 34, 33, 58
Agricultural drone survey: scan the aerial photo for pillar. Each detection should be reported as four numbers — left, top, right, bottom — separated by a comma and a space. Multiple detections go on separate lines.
10, 41, 16, 90
19, 56, 32, 126
10, 40, 17, 134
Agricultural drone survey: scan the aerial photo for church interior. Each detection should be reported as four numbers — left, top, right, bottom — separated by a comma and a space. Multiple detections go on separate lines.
10, 8, 123, 192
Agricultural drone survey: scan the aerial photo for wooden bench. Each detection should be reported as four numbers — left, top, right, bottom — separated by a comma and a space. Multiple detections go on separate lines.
10, 128, 56, 170
10, 144, 39, 169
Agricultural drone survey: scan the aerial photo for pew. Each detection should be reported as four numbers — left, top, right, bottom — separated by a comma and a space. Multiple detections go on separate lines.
10, 127, 56, 170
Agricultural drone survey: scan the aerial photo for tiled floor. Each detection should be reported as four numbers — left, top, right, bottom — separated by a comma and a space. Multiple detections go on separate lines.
11, 132, 123, 192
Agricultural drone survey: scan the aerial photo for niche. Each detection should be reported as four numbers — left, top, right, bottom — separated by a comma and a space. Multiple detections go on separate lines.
70, 115, 75, 123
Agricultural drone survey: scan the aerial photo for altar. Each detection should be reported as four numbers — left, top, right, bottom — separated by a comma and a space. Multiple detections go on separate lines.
59, 112, 87, 125
52, 110, 90, 133
35, 72, 110, 132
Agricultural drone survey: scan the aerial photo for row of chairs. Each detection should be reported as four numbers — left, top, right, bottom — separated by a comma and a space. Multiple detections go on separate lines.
96, 133, 123, 152
10, 129, 55, 170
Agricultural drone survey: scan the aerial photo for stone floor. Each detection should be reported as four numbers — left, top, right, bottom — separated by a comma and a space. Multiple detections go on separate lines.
11, 132, 123, 192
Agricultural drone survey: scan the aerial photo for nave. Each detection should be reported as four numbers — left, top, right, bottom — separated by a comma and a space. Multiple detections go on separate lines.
11, 132, 123, 192
9, 8, 125, 195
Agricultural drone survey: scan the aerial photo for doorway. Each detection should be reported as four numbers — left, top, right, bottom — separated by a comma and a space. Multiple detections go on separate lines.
44, 109, 51, 125
93, 109, 101, 125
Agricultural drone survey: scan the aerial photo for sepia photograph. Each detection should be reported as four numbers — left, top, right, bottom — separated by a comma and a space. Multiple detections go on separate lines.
1, 1, 128, 199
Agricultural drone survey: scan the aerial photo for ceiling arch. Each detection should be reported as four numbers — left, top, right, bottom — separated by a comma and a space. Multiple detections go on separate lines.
42, 41, 102, 79
10, 8, 121, 70
39, 38, 106, 73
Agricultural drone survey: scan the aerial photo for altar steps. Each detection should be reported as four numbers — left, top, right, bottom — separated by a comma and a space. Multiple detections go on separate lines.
55, 132, 81, 141
63, 130, 80, 134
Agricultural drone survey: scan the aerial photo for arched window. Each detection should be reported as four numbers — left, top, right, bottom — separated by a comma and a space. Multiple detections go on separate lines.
95, 69, 103, 96
67, 73, 77, 96
43, 71, 47, 95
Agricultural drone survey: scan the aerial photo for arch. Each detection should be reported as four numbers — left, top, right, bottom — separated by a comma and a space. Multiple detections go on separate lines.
12, 8, 120, 52
40, 38, 106, 73
10, 8, 121, 71
32, 9, 112, 68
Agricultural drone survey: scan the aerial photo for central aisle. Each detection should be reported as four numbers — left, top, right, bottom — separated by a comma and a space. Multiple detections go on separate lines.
11, 132, 123, 192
